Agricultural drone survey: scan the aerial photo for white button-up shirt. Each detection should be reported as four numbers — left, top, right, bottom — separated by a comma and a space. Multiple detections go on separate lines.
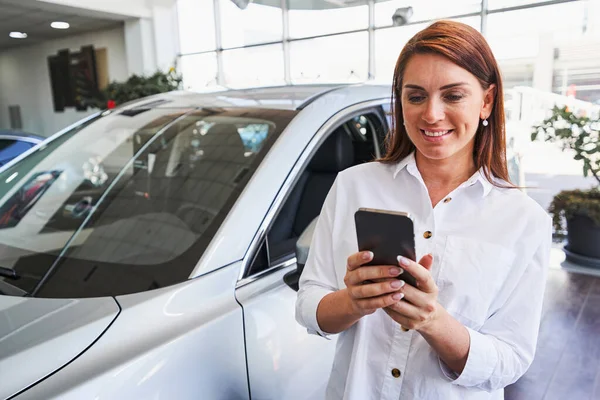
296, 153, 552, 400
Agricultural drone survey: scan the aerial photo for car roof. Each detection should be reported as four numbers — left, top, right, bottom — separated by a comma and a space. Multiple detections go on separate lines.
117, 83, 392, 112
0, 130, 44, 142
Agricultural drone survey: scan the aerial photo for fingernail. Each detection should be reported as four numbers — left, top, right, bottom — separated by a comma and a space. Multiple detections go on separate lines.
397, 256, 410, 266
389, 267, 400, 276
393, 292, 405, 300
391, 280, 405, 288
363, 251, 373, 260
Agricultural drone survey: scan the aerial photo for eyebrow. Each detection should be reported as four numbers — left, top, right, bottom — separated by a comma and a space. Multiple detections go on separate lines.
403, 82, 469, 91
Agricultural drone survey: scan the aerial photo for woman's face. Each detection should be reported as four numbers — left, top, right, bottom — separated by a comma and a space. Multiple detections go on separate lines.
401, 53, 495, 163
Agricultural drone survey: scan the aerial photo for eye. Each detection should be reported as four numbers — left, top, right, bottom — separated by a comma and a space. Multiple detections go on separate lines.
407, 95, 426, 103
445, 93, 464, 102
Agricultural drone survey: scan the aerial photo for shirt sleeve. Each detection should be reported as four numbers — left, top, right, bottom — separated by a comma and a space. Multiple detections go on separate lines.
440, 214, 552, 391
295, 176, 342, 338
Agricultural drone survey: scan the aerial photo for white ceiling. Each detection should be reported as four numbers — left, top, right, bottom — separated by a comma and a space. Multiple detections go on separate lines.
0, 0, 124, 51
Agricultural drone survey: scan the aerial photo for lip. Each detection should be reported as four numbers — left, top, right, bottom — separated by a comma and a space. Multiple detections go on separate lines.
420, 128, 453, 143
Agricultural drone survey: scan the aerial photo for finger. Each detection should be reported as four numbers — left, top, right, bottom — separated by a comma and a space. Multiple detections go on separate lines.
395, 282, 430, 307
358, 291, 405, 310
346, 251, 373, 271
418, 253, 434, 271
397, 256, 436, 293
371, 277, 398, 284
383, 307, 413, 329
386, 298, 422, 320
346, 265, 403, 285
349, 279, 406, 299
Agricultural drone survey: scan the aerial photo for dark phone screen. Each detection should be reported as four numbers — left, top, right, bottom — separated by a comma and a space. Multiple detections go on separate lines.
354, 208, 417, 287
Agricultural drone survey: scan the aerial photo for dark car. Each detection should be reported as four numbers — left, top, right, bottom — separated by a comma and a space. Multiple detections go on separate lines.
0, 130, 44, 167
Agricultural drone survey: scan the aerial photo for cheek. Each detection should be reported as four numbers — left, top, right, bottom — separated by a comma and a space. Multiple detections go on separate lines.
452, 104, 481, 133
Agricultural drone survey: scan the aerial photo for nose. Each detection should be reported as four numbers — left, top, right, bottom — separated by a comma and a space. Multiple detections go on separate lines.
421, 98, 444, 124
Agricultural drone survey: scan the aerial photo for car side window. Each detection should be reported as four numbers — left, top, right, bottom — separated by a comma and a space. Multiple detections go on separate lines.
247, 110, 386, 277
0, 139, 34, 165
380, 103, 394, 151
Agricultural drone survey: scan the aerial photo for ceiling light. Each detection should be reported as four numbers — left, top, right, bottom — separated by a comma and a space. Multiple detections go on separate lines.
9, 32, 27, 39
51, 21, 70, 29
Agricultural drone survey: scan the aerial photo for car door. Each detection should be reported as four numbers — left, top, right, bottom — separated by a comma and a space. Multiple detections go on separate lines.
235, 105, 387, 399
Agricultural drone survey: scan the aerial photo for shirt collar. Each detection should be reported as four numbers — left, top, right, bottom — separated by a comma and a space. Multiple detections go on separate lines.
392, 152, 494, 198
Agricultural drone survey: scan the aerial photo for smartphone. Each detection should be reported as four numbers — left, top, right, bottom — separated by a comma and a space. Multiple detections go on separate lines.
354, 207, 418, 287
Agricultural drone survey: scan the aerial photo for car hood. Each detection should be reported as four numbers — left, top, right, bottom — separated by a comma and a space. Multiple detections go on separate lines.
0, 296, 119, 399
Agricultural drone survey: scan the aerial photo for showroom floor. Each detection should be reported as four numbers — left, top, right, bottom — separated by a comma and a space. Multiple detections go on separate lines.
505, 244, 600, 400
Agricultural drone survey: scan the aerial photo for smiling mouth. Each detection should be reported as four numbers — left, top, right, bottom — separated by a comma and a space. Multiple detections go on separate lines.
420, 129, 453, 138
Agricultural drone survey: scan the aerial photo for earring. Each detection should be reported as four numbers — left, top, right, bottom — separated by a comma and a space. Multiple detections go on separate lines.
482, 119, 489, 127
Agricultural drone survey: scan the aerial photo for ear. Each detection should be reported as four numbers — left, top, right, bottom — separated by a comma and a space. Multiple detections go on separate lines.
480, 84, 496, 120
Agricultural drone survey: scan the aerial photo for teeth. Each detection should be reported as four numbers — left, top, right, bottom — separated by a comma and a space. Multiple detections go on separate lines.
423, 130, 450, 137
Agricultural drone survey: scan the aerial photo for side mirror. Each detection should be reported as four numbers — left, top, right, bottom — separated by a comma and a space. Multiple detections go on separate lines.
283, 217, 319, 292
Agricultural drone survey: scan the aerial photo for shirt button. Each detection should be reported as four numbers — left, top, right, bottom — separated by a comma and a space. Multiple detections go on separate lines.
423, 231, 432, 239
443, 197, 452, 203
391, 368, 401, 378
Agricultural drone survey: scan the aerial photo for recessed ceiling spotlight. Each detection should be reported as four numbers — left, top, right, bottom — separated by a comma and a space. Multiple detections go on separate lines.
51, 21, 70, 29
9, 32, 27, 39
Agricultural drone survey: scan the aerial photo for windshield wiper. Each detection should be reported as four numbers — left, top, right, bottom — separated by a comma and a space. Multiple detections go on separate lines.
0, 266, 20, 280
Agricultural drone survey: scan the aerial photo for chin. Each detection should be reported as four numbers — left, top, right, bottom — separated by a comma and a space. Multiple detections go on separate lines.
416, 146, 455, 161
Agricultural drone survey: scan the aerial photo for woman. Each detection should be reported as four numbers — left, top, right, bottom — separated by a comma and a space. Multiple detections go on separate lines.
295, 20, 551, 400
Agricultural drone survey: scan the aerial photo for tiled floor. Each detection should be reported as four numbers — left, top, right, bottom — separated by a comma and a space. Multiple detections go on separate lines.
505, 244, 600, 400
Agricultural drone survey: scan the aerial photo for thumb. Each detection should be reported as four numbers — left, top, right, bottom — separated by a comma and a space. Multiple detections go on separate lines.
418, 253, 434, 270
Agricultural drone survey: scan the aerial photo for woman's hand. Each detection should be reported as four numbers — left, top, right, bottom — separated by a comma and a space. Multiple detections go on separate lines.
383, 254, 441, 332
344, 251, 405, 317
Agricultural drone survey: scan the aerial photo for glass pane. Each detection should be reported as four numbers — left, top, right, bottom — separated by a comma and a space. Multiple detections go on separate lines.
449, 15, 481, 31
219, 0, 282, 48
486, 2, 586, 61
488, 0, 551, 11
374, 23, 429, 83
374, 0, 481, 27
0, 107, 298, 298
180, 53, 219, 92
290, 32, 368, 84
222, 44, 285, 89
177, 0, 215, 54
0, 140, 33, 165
288, 1, 368, 39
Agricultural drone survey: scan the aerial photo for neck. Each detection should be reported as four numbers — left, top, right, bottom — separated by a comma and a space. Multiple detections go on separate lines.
415, 150, 477, 191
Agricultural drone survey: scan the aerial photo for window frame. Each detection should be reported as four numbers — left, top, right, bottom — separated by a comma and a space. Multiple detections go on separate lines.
237, 99, 390, 286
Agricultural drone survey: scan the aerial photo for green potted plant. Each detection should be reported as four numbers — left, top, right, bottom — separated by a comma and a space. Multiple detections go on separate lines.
90, 65, 183, 109
531, 105, 600, 265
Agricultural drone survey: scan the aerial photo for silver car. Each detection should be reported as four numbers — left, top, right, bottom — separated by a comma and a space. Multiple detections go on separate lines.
1, 84, 398, 400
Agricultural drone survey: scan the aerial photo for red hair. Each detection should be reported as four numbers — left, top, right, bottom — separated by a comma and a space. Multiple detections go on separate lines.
380, 20, 512, 187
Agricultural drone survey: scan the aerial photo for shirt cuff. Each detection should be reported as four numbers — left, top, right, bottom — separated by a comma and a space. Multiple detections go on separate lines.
298, 286, 335, 339
439, 327, 498, 387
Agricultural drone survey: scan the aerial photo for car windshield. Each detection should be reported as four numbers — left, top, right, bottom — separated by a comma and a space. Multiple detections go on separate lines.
0, 107, 297, 298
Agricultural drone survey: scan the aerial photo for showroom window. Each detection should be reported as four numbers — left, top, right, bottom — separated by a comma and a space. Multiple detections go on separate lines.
222, 44, 285, 88
180, 52, 219, 92
177, 0, 216, 54
177, 0, 600, 104
287, 0, 368, 39
290, 32, 369, 84
219, 0, 282, 48
374, 0, 481, 27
